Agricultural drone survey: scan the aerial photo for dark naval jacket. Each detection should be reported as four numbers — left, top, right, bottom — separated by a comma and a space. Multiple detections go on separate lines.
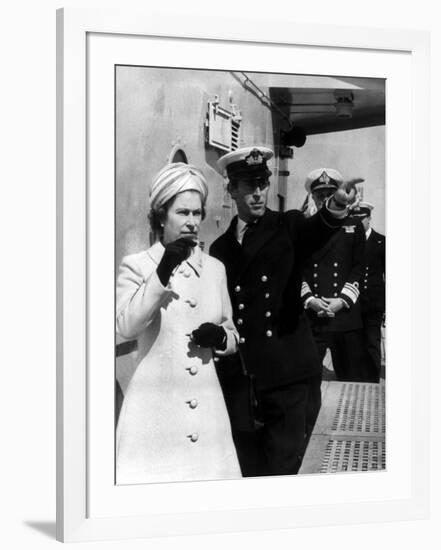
210, 207, 344, 393
361, 229, 385, 314
301, 216, 365, 332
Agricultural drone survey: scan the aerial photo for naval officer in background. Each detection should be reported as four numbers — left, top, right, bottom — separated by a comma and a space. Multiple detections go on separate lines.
353, 201, 386, 381
301, 169, 376, 383
210, 146, 359, 476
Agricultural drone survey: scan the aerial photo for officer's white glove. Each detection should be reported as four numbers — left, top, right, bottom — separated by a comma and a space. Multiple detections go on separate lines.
331, 178, 364, 210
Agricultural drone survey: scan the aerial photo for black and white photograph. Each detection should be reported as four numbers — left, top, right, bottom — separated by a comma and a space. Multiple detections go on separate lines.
2, 0, 433, 546
114, 66, 386, 485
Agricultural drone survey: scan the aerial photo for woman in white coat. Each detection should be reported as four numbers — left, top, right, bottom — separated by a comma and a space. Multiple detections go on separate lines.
116, 162, 241, 484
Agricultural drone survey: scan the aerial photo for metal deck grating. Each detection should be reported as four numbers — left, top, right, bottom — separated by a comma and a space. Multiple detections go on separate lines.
320, 439, 386, 473
331, 382, 385, 435
299, 381, 386, 474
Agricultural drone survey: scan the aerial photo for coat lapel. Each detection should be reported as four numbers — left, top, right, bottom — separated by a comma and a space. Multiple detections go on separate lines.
214, 210, 281, 280
146, 240, 204, 277
146, 241, 165, 265
238, 209, 280, 276
365, 229, 380, 260
214, 217, 243, 277
365, 229, 373, 257
310, 228, 341, 262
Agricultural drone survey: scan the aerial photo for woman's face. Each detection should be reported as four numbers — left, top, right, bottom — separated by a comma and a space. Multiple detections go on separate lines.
162, 190, 203, 245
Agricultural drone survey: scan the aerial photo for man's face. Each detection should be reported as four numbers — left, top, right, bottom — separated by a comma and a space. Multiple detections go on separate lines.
229, 177, 270, 222
311, 189, 334, 210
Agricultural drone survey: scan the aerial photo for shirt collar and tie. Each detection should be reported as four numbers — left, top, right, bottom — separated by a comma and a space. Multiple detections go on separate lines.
236, 217, 259, 245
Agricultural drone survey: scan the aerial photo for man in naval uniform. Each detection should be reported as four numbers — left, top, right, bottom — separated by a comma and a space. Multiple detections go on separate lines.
352, 202, 385, 381
209, 147, 357, 477
301, 169, 377, 383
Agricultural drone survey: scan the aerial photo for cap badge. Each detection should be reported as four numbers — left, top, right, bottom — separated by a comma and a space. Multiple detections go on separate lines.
318, 171, 331, 185
245, 148, 264, 166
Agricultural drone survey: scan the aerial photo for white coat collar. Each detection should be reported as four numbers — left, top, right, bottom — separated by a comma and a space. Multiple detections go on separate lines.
146, 241, 204, 276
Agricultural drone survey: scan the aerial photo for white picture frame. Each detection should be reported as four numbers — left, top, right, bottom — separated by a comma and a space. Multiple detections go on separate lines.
56, 7, 430, 543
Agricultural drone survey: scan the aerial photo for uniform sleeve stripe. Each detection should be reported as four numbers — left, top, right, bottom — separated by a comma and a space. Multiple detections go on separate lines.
301, 282, 313, 298
302, 291, 313, 302
341, 283, 359, 304
344, 282, 360, 297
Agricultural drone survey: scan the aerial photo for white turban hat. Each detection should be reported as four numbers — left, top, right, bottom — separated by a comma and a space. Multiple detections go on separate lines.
149, 162, 208, 212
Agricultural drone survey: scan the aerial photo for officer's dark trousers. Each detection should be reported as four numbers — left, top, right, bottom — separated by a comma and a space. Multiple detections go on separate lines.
312, 326, 377, 382
256, 374, 322, 476
216, 369, 263, 477
362, 311, 383, 380
230, 429, 262, 477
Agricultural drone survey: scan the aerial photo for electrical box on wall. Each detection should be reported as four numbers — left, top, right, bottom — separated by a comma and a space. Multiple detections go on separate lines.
205, 95, 242, 152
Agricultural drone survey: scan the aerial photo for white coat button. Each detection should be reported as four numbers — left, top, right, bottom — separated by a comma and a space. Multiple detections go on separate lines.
238, 303, 245, 310
188, 433, 199, 442
213, 356, 219, 362
313, 263, 318, 268
266, 330, 273, 337
334, 262, 338, 267
364, 285, 368, 289
188, 366, 198, 375
265, 311, 271, 318
235, 285, 241, 292
265, 293, 270, 299
313, 273, 318, 278
237, 318, 243, 325
239, 337, 246, 344
188, 298, 197, 308
261, 275, 268, 282
333, 273, 338, 277
333, 293, 338, 297
333, 283, 338, 287
313, 283, 318, 288
366, 266, 369, 270
189, 399, 198, 409
314, 294, 318, 297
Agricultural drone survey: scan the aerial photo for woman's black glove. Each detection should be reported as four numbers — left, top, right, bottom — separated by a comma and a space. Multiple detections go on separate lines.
191, 323, 227, 350
156, 237, 196, 286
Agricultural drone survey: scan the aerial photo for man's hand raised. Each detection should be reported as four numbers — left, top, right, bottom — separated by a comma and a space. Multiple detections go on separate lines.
331, 178, 364, 210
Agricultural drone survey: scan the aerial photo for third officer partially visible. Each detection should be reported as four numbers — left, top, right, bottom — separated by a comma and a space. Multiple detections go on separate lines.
352, 201, 386, 381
